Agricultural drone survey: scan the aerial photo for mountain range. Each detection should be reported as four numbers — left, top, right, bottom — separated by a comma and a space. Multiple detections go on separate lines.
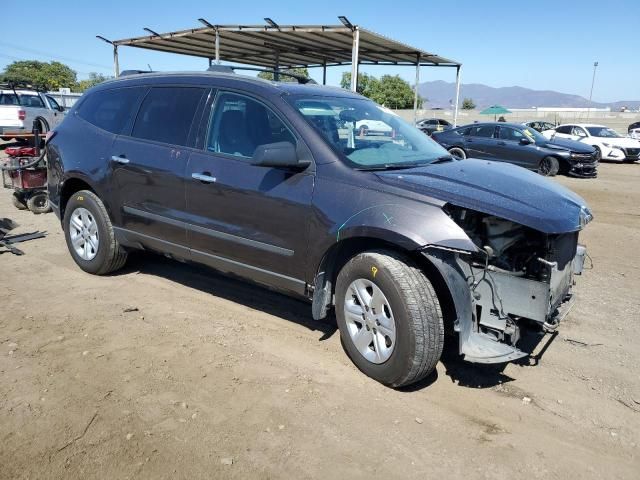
418, 80, 640, 110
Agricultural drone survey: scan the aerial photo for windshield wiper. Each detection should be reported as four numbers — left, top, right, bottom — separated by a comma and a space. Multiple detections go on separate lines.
356, 164, 424, 171
430, 155, 455, 164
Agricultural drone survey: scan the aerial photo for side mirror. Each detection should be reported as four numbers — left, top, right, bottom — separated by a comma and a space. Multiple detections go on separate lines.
519, 137, 532, 145
251, 141, 309, 169
57, 105, 65, 112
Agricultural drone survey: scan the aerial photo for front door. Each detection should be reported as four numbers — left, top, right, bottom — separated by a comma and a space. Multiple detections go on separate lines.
494, 126, 539, 168
185, 91, 314, 294
110, 86, 207, 252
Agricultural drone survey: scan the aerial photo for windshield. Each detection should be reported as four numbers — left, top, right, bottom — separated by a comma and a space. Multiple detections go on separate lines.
289, 96, 450, 169
586, 126, 622, 138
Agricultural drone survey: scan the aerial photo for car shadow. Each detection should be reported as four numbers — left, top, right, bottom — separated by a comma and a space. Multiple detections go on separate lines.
116, 251, 338, 340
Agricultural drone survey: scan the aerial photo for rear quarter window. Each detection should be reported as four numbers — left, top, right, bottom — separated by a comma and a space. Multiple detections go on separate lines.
77, 87, 145, 134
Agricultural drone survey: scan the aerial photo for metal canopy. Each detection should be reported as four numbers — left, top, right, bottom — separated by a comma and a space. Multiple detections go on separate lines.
99, 17, 463, 124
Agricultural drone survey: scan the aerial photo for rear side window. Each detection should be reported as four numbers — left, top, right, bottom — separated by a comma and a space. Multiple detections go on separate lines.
470, 125, 496, 138
77, 87, 144, 134
132, 87, 205, 147
555, 125, 572, 134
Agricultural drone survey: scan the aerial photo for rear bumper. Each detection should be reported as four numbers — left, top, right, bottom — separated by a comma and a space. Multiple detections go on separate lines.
0, 126, 27, 136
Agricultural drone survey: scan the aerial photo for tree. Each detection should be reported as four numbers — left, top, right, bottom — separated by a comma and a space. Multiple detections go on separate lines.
462, 98, 476, 110
257, 67, 309, 82
340, 72, 422, 109
0, 60, 77, 90
76, 72, 112, 92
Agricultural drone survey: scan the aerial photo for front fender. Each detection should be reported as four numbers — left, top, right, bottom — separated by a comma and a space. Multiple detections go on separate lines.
334, 203, 478, 252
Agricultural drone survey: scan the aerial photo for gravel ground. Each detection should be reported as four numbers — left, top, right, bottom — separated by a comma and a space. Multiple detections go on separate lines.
1, 143, 639, 479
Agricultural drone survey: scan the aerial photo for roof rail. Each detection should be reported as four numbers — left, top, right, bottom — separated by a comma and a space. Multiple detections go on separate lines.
120, 69, 153, 76
206, 65, 316, 84
0, 81, 47, 92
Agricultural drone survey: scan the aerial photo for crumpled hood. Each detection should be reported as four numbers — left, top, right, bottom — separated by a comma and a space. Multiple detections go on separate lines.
546, 137, 595, 153
375, 159, 592, 234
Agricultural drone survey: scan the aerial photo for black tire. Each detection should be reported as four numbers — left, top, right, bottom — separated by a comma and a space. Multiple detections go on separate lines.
26, 191, 51, 214
335, 250, 444, 388
63, 189, 127, 275
593, 146, 601, 162
448, 147, 467, 159
35, 119, 48, 147
538, 156, 560, 176
11, 193, 27, 210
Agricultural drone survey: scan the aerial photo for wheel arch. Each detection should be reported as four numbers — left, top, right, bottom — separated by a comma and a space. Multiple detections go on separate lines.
310, 235, 458, 337
59, 176, 97, 221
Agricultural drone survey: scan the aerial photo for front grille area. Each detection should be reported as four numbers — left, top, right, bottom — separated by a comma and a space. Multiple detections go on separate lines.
571, 152, 596, 163
624, 148, 640, 158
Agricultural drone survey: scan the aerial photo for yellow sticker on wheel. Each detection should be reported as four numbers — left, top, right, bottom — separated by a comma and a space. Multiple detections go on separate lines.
76, 195, 84, 201
371, 266, 378, 278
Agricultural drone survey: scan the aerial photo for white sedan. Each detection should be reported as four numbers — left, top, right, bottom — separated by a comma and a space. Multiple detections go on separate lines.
542, 123, 640, 162
355, 119, 393, 136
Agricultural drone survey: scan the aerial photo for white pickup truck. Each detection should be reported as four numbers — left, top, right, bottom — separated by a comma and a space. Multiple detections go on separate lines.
0, 87, 65, 141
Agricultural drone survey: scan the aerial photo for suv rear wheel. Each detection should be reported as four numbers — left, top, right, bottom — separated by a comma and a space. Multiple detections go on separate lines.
63, 190, 127, 275
335, 250, 444, 388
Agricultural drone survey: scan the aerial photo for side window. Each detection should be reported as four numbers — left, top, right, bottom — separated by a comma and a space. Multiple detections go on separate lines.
470, 125, 496, 138
556, 125, 572, 134
77, 87, 145, 134
132, 87, 205, 147
498, 127, 524, 141
207, 92, 295, 159
457, 127, 471, 136
46, 95, 61, 110
21, 95, 45, 108
572, 127, 587, 137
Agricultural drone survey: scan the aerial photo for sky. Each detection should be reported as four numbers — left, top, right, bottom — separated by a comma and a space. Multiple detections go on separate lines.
1, 0, 638, 102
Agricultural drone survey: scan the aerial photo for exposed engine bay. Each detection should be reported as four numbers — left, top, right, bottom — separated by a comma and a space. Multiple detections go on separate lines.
425, 205, 587, 363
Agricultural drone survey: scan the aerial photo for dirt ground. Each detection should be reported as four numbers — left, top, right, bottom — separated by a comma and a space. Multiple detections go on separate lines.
1, 146, 639, 479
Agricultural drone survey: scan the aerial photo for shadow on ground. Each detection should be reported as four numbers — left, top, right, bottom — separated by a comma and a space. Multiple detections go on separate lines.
117, 252, 338, 339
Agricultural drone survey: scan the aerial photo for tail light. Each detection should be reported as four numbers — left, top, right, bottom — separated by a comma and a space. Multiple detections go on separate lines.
45, 130, 57, 144
18, 110, 26, 120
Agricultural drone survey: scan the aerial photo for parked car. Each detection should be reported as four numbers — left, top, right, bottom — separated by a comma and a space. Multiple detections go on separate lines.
416, 118, 453, 136
47, 71, 592, 388
0, 85, 65, 141
523, 121, 556, 132
432, 122, 598, 177
542, 124, 640, 162
628, 121, 640, 140
355, 119, 392, 136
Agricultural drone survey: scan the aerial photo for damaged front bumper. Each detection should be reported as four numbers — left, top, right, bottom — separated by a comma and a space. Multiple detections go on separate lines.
423, 242, 587, 364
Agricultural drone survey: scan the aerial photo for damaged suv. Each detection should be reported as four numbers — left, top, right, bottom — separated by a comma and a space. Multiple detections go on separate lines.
47, 71, 592, 387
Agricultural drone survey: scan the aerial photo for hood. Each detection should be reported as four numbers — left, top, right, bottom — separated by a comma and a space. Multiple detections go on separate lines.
603, 137, 640, 148
546, 137, 595, 153
375, 159, 592, 234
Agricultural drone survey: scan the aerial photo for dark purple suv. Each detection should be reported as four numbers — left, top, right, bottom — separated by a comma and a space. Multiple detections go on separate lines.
47, 71, 592, 387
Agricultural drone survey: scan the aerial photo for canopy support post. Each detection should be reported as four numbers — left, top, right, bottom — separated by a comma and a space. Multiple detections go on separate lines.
113, 45, 120, 78
274, 50, 280, 81
350, 27, 360, 92
322, 60, 327, 85
214, 28, 220, 64
454, 65, 462, 127
413, 53, 421, 124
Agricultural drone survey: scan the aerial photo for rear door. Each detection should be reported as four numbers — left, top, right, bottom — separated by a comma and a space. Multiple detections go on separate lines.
463, 124, 497, 158
185, 91, 314, 294
110, 86, 207, 253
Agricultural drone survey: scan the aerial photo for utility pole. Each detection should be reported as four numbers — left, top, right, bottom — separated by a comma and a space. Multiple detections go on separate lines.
588, 61, 598, 117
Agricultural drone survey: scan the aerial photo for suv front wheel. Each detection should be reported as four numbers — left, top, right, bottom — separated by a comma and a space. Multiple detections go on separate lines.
335, 250, 444, 388
63, 190, 128, 275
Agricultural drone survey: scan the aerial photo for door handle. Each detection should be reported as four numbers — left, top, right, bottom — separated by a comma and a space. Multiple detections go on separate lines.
192, 172, 217, 183
111, 155, 130, 164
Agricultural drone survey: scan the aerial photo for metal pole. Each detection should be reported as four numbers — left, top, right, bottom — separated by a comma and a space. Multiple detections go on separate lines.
350, 27, 360, 92
274, 50, 280, 81
113, 46, 120, 78
322, 60, 327, 85
413, 54, 421, 124
215, 29, 220, 64
588, 61, 598, 118
453, 65, 462, 127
